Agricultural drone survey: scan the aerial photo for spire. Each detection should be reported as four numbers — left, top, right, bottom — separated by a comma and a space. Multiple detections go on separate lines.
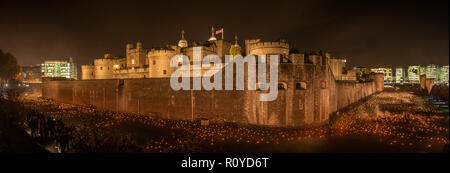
181, 29, 185, 40
234, 35, 239, 46
208, 26, 217, 41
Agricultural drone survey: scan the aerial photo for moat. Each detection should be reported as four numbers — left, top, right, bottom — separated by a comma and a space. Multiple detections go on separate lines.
1, 87, 448, 153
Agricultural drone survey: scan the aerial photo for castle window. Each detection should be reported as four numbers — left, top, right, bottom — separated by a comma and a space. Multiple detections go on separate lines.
100, 67, 103, 70
278, 83, 287, 90
131, 59, 135, 65
107, 66, 110, 70
296, 82, 307, 90
163, 70, 167, 75
91, 72, 93, 76
153, 60, 156, 65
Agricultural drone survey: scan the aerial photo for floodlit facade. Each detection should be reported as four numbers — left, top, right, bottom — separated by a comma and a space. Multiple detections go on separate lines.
407, 65, 449, 83
41, 57, 78, 80
395, 67, 405, 83
424, 64, 440, 80
439, 65, 449, 83
407, 65, 425, 83
370, 68, 393, 82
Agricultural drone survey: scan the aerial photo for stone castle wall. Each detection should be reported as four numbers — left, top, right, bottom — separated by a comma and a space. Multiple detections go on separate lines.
43, 58, 383, 127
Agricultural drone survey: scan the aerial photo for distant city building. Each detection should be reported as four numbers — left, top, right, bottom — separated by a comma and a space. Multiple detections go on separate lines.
407, 65, 425, 83
41, 57, 78, 80
424, 64, 440, 80
438, 65, 449, 83
370, 67, 393, 82
406, 65, 448, 84
395, 67, 405, 83
21, 65, 42, 83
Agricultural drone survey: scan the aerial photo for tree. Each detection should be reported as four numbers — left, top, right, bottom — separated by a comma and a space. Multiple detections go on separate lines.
356, 68, 372, 82
0, 49, 20, 83
229, 45, 242, 60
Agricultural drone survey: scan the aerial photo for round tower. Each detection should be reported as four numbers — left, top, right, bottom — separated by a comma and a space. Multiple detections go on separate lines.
81, 65, 95, 80
148, 49, 178, 78
247, 41, 289, 56
137, 42, 143, 49
94, 58, 115, 79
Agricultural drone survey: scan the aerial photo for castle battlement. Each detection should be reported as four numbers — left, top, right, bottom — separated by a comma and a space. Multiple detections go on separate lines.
245, 39, 261, 44
148, 49, 177, 56
81, 64, 94, 69
94, 58, 116, 62
93, 58, 117, 66
126, 42, 147, 54
247, 41, 289, 50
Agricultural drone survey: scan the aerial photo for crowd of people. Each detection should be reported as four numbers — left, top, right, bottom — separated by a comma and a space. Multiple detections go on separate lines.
26, 110, 71, 153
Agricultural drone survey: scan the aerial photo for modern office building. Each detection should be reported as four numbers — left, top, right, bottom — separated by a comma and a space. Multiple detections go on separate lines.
438, 65, 449, 83
407, 65, 449, 83
395, 67, 405, 83
424, 64, 440, 80
370, 67, 393, 82
41, 57, 78, 79
407, 65, 425, 83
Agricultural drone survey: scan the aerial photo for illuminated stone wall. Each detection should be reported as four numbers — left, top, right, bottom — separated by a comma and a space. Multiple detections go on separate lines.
45, 44, 383, 127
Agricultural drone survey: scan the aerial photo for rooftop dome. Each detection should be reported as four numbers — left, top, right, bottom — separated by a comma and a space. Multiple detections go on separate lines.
208, 26, 217, 42
178, 29, 188, 48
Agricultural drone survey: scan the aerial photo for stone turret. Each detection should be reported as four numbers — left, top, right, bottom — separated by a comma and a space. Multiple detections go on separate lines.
126, 44, 134, 53
81, 65, 95, 80
126, 42, 148, 68
148, 48, 178, 78
245, 40, 290, 61
370, 73, 385, 92
94, 58, 116, 79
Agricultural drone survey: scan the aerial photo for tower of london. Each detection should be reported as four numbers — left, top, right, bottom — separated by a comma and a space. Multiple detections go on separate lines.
45, 27, 384, 126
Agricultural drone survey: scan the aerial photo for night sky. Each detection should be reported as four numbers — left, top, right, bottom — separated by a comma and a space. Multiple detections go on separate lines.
0, 0, 448, 69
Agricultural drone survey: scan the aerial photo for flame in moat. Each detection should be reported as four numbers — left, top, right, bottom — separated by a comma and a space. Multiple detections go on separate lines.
17, 90, 449, 153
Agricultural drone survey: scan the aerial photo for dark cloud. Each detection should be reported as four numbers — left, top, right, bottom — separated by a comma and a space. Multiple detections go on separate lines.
0, 0, 448, 68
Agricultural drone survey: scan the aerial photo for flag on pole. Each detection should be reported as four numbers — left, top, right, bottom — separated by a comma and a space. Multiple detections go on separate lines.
215, 28, 223, 34
216, 28, 224, 39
